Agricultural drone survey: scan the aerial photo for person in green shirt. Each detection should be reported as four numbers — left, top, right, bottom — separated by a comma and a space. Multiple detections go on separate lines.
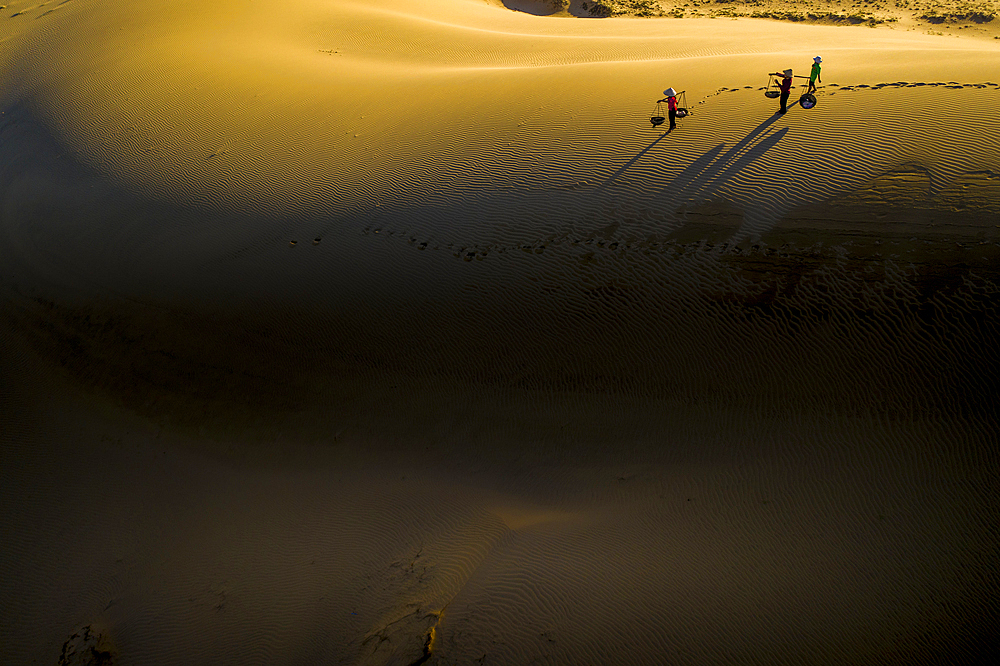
808, 56, 822, 94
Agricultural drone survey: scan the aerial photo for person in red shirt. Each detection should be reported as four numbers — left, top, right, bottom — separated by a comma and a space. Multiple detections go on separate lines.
769, 69, 793, 114
664, 88, 679, 130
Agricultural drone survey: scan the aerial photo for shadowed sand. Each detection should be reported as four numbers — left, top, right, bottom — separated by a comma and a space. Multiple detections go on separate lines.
2, 1, 999, 664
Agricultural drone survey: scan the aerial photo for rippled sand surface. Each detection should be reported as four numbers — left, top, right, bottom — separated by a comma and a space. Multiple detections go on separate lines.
2, 1, 998, 664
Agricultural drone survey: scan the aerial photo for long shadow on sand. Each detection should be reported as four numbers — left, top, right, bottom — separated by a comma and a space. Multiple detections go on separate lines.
658, 111, 794, 217
596, 130, 672, 191
667, 127, 789, 203
598, 105, 795, 202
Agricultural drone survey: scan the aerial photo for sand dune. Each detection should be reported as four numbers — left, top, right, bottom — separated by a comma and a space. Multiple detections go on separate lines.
2, 1, 998, 664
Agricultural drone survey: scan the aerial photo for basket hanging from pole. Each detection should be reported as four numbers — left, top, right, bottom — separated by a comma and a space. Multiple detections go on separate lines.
650, 98, 666, 127
675, 90, 690, 118
799, 78, 818, 109
764, 75, 781, 98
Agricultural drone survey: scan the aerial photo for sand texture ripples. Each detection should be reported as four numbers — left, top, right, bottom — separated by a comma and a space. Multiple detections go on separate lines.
2, 1, 998, 664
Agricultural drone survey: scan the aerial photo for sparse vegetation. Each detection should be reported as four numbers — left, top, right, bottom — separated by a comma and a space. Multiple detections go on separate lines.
919, 10, 995, 23
581, 1, 664, 16
563, 0, 1000, 33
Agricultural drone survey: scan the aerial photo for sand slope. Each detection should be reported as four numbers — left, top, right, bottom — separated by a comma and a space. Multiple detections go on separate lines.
1, 1, 998, 301
2, 1, 999, 664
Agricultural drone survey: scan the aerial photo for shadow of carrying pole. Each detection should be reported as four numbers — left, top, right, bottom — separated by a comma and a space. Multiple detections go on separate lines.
598, 101, 797, 196
656, 102, 796, 210
675, 126, 789, 204
596, 130, 672, 191
676, 111, 788, 192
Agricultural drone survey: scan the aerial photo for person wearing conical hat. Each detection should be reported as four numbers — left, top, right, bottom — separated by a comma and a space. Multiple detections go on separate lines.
808, 56, 822, 94
769, 69, 793, 114
664, 87, 678, 130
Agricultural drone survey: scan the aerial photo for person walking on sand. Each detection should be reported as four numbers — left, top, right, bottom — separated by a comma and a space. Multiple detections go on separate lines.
808, 56, 822, 94
664, 88, 679, 131
769, 69, 793, 114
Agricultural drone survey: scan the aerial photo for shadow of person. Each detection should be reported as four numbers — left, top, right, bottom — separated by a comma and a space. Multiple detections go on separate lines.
596, 130, 672, 191
655, 110, 788, 205
658, 123, 790, 211
664, 143, 726, 197
598, 100, 793, 201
